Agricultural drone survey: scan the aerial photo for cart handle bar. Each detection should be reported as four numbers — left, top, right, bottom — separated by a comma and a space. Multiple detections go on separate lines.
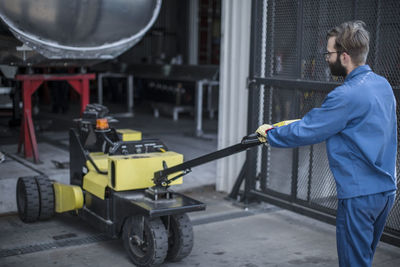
153, 133, 262, 186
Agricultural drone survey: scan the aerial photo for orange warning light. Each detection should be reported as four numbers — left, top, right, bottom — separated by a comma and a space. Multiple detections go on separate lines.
96, 118, 109, 130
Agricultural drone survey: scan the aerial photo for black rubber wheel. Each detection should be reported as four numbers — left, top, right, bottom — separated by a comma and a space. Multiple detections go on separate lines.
35, 176, 55, 220
164, 213, 194, 262
16, 176, 40, 223
122, 216, 168, 267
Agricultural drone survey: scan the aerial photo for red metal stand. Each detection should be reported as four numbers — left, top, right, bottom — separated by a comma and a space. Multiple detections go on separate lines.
16, 74, 95, 163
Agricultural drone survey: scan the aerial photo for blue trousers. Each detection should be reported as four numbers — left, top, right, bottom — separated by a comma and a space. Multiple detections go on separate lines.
336, 190, 396, 267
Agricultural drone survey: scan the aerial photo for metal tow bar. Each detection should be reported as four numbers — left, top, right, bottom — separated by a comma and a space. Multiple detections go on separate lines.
153, 133, 262, 187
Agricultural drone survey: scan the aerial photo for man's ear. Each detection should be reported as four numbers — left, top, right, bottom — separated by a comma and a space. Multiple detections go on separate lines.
339, 52, 349, 66
341, 52, 350, 65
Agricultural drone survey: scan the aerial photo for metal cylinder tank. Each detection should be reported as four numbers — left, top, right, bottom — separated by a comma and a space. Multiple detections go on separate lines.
0, 0, 162, 59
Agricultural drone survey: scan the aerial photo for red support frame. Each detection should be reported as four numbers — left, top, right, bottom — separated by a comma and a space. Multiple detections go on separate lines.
15, 74, 95, 163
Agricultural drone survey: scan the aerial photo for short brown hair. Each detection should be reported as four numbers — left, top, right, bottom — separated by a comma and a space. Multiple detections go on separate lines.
327, 20, 370, 65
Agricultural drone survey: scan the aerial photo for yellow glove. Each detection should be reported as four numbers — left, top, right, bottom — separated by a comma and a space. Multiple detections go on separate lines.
273, 119, 300, 127
256, 124, 274, 143
256, 119, 300, 143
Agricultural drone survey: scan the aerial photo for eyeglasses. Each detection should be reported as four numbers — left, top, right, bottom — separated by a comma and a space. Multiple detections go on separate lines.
323, 51, 341, 59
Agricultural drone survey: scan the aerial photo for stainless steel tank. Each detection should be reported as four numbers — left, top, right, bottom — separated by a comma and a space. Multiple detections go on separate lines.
0, 0, 162, 59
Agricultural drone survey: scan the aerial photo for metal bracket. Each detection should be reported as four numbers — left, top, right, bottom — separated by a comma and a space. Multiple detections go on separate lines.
145, 186, 172, 201
246, 77, 257, 89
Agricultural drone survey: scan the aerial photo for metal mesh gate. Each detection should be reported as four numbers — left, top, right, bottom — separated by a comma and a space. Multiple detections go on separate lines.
245, 0, 400, 246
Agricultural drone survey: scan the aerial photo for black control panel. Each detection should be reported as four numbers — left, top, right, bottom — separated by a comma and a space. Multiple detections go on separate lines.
108, 139, 168, 155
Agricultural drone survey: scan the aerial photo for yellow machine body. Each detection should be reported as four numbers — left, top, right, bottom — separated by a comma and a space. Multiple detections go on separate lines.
116, 129, 142, 141
83, 153, 108, 199
108, 151, 183, 191
83, 172, 109, 200
53, 182, 84, 213
82, 151, 183, 199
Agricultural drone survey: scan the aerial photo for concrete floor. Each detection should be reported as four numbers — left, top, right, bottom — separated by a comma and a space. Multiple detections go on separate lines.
1, 102, 400, 266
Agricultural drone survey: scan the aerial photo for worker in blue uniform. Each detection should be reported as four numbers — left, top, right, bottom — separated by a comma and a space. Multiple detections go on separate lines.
256, 21, 397, 267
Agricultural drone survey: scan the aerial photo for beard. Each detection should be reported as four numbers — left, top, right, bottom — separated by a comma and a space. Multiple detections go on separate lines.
329, 56, 347, 77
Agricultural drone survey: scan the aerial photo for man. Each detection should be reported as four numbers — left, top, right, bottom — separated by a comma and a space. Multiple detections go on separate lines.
256, 21, 397, 267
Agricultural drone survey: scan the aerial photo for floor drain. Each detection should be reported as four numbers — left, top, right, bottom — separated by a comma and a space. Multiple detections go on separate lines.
0, 233, 111, 258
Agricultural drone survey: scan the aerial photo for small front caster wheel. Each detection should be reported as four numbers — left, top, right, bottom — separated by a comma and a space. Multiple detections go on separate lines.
164, 213, 194, 262
122, 216, 168, 267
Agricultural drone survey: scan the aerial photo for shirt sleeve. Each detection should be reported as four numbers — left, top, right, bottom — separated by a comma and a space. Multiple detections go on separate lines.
267, 87, 351, 148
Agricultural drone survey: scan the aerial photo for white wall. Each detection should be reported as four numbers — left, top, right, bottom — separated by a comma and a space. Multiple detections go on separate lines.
216, 0, 252, 192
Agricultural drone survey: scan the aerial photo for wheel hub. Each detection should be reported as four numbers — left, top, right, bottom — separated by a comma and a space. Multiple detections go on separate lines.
130, 235, 145, 247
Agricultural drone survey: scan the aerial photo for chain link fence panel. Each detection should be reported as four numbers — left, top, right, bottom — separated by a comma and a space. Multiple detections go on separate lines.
247, 0, 400, 244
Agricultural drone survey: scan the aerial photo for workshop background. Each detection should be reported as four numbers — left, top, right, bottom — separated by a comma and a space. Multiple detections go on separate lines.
0, 0, 399, 266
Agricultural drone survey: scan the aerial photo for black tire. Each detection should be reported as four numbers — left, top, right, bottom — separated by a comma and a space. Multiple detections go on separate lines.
122, 216, 168, 267
16, 177, 40, 223
164, 213, 194, 262
35, 176, 55, 220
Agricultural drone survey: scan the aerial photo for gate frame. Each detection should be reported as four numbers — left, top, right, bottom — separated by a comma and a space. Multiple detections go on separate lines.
242, 0, 400, 247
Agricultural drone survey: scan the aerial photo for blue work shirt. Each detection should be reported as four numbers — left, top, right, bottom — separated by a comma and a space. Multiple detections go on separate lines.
267, 65, 397, 199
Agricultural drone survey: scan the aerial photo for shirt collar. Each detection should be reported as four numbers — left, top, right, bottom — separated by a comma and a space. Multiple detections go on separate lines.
345, 65, 372, 81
